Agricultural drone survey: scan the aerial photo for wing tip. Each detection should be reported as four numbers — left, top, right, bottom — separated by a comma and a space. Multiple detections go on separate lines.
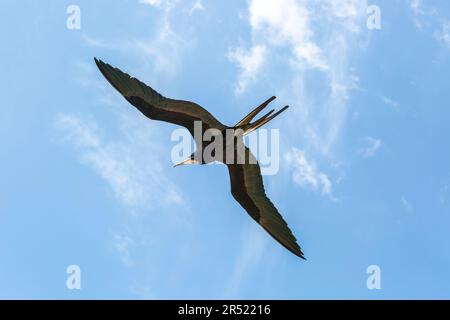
94, 57, 107, 70
93, 57, 131, 97
291, 246, 306, 260
94, 57, 105, 73
298, 252, 307, 260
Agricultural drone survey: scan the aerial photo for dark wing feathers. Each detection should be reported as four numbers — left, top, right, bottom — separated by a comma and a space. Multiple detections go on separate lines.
228, 147, 305, 259
96, 58, 304, 259
94, 58, 225, 135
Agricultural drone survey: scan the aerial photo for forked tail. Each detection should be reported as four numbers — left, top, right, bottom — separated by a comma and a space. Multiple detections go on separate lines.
234, 96, 289, 135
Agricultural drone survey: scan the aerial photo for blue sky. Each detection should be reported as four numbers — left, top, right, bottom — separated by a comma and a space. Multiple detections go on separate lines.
1, 0, 450, 299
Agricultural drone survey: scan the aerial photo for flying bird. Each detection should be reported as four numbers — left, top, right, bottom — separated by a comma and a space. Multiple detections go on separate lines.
94, 58, 305, 259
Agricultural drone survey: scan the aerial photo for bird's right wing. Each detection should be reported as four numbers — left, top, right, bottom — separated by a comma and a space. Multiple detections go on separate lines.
95, 58, 225, 135
227, 147, 305, 259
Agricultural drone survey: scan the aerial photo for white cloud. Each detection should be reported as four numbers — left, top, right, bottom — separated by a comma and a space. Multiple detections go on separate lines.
55, 113, 185, 209
114, 233, 135, 267
325, 0, 360, 19
248, 0, 327, 70
83, 0, 189, 79
139, 0, 163, 7
435, 20, 450, 50
61, 58, 193, 289
82, 31, 185, 79
410, 0, 423, 15
409, 0, 430, 30
225, 224, 266, 297
381, 95, 400, 109
401, 196, 414, 213
359, 136, 383, 158
189, 0, 204, 15
230, 0, 369, 158
240, 1, 367, 197
322, 0, 366, 33
227, 45, 266, 94
409, 0, 450, 48
70, 5, 200, 289
133, 19, 188, 78
285, 148, 333, 197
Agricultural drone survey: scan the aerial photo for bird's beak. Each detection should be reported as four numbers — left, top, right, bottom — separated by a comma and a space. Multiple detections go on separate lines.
173, 158, 199, 167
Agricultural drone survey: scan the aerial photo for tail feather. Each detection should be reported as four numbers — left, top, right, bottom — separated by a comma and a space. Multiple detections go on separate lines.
243, 105, 289, 135
258, 109, 275, 121
234, 96, 276, 127
234, 96, 289, 136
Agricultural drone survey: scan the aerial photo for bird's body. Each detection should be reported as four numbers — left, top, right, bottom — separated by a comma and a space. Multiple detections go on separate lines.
95, 58, 305, 259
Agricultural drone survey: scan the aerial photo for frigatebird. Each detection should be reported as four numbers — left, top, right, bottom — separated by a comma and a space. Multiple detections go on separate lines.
94, 58, 305, 259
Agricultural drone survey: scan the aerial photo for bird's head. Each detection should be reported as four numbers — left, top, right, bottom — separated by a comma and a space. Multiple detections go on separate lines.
173, 153, 200, 167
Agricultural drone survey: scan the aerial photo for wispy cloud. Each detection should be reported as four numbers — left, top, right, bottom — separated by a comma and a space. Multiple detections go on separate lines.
228, 0, 326, 95
139, 0, 163, 7
227, 45, 266, 94
114, 233, 135, 267
285, 148, 333, 197
359, 136, 383, 158
381, 95, 400, 109
225, 224, 266, 297
230, 0, 369, 158
229, 0, 369, 202
248, 0, 328, 70
435, 20, 450, 50
401, 196, 414, 213
189, 0, 204, 15
410, 0, 423, 15
55, 113, 185, 209
409, 0, 426, 30
140, 0, 203, 15
71, 3, 200, 286
83, 0, 191, 79
409, 0, 450, 50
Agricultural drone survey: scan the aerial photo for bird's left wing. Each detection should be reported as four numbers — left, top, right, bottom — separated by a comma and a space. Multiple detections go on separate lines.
95, 58, 225, 135
227, 147, 305, 259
